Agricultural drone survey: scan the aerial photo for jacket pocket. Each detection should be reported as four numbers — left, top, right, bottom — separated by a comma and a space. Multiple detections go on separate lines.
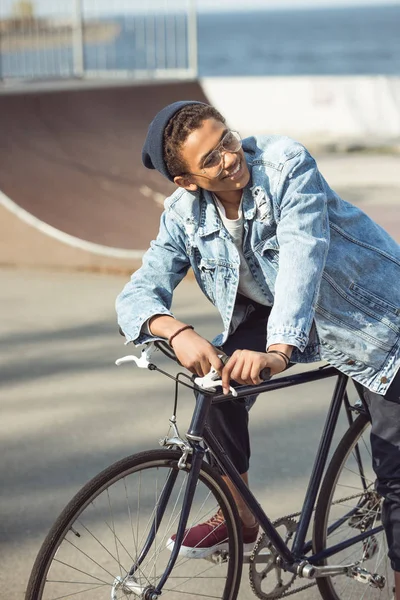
198, 259, 217, 302
255, 235, 280, 266
256, 235, 279, 252
198, 258, 236, 304
349, 282, 400, 318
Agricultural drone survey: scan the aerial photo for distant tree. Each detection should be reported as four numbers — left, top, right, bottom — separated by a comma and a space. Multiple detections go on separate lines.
12, 1, 35, 19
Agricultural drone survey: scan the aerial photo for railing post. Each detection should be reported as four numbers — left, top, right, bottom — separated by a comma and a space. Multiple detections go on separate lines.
72, 0, 84, 77
187, 0, 198, 78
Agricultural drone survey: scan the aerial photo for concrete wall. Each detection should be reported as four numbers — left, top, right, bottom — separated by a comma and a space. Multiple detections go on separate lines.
202, 75, 400, 146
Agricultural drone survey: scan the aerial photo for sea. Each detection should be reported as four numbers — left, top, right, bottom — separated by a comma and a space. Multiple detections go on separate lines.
1, 3, 400, 79
197, 4, 400, 76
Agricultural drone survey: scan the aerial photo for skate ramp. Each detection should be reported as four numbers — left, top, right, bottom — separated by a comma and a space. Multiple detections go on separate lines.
0, 81, 209, 271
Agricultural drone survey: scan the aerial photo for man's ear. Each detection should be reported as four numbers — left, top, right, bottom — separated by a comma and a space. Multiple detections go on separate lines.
174, 175, 198, 192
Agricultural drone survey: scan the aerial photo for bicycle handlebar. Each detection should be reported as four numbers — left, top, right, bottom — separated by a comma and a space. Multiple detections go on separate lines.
217, 348, 271, 381
155, 340, 270, 379
116, 341, 271, 397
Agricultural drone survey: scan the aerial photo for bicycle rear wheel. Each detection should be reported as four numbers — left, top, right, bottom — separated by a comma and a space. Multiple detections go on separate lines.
313, 413, 394, 600
26, 449, 243, 600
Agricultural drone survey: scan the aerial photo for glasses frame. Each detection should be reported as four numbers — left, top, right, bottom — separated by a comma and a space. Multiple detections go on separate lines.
183, 130, 242, 180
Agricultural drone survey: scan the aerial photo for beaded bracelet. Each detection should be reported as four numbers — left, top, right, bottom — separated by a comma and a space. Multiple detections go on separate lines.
267, 349, 291, 369
169, 325, 194, 348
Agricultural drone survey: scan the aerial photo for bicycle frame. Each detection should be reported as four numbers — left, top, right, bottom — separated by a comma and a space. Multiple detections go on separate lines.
196, 367, 381, 573
130, 364, 382, 592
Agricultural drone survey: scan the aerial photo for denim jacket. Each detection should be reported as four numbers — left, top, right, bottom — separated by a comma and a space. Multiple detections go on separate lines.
116, 135, 400, 395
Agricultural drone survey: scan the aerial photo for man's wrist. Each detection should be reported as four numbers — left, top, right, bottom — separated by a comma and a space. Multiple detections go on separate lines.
169, 325, 194, 348
267, 343, 294, 359
149, 315, 191, 339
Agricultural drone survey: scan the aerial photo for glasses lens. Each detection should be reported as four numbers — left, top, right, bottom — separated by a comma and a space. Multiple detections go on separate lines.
202, 131, 242, 177
203, 150, 222, 170
223, 131, 242, 152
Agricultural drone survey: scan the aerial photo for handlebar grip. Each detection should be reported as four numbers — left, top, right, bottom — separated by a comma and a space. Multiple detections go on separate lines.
216, 348, 272, 381
260, 367, 271, 381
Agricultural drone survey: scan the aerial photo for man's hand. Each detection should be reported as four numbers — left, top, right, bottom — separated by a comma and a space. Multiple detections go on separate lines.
148, 315, 223, 377
171, 329, 224, 376
221, 350, 288, 395
148, 315, 293, 386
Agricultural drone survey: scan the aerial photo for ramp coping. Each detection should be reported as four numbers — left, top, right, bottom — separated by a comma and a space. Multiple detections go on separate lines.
0, 189, 145, 260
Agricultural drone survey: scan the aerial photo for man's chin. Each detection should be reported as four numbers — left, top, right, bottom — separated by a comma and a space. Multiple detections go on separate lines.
232, 169, 250, 190
210, 167, 250, 193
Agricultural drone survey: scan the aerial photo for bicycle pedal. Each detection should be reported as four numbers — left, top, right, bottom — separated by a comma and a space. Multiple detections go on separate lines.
204, 550, 229, 565
349, 566, 386, 589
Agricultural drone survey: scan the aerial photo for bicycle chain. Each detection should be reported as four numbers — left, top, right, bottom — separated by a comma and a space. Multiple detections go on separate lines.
248, 491, 366, 600
274, 490, 368, 523
277, 581, 317, 597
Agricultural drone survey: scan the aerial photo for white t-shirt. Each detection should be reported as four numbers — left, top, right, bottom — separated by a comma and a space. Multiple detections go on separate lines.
213, 194, 270, 307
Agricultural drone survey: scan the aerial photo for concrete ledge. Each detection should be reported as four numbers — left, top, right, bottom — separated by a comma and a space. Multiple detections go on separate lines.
202, 75, 400, 146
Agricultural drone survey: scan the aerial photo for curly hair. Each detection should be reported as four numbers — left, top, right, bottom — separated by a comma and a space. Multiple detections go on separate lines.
163, 103, 226, 178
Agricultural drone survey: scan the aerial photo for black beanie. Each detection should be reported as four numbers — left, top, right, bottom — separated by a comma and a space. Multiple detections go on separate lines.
141, 100, 207, 182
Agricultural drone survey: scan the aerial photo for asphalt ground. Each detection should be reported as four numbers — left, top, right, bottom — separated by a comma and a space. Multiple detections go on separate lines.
1, 152, 399, 599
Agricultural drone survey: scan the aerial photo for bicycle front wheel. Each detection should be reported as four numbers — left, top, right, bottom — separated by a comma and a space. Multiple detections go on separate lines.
26, 449, 243, 600
313, 413, 394, 600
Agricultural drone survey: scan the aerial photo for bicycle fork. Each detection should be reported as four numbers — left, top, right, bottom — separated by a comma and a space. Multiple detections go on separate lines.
117, 443, 205, 599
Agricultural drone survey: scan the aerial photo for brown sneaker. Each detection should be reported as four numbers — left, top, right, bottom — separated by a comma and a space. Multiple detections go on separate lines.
166, 510, 259, 559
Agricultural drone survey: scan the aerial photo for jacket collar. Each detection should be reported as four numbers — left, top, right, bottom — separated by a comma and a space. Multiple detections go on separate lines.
167, 151, 258, 237
197, 180, 256, 238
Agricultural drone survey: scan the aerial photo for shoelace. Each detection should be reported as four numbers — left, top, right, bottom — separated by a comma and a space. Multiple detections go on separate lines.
205, 510, 226, 529
205, 509, 258, 531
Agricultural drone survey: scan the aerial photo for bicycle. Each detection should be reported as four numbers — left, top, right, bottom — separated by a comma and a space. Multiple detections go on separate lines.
25, 341, 393, 600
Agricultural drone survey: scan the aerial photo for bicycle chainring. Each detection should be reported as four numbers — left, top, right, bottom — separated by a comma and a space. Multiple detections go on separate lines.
249, 517, 298, 599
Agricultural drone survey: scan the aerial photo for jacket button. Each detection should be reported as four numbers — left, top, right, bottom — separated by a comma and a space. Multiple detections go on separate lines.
346, 359, 355, 365
381, 376, 388, 384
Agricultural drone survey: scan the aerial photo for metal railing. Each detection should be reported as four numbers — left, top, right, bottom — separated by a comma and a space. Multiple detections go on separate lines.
0, 0, 197, 82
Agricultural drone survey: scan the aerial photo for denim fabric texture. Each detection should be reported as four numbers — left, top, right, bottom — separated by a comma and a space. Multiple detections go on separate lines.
116, 135, 400, 395
356, 369, 400, 570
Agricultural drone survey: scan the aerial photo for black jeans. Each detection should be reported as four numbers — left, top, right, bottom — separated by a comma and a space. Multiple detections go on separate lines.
205, 300, 272, 475
356, 371, 400, 571
203, 299, 400, 570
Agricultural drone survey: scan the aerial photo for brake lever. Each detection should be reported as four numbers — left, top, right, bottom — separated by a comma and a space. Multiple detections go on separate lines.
194, 365, 238, 397
115, 342, 159, 368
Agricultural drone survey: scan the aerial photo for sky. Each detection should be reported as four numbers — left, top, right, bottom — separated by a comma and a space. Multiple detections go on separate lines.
1, 0, 399, 17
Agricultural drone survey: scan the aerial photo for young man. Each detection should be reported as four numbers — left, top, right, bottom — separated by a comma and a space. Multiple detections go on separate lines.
116, 101, 400, 590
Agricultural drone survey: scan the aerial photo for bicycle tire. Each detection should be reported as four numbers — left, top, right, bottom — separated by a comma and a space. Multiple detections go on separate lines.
25, 449, 243, 600
313, 413, 394, 600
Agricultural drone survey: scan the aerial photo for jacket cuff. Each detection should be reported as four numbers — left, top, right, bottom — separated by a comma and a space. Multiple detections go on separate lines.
120, 307, 174, 345
267, 328, 309, 352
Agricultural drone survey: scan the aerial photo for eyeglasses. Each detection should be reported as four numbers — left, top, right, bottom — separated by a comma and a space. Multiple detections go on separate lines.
190, 130, 242, 179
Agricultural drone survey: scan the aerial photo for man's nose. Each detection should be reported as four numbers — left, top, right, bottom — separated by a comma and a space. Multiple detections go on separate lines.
221, 150, 237, 170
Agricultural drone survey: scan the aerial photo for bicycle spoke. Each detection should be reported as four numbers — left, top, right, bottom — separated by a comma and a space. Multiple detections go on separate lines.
48, 584, 108, 599
51, 559, 110, 586
107, 488, 124, 580
162, 587, 230, 598
76, 519, 121, 567
63, 537, 120, 581
163, 561, 233, 597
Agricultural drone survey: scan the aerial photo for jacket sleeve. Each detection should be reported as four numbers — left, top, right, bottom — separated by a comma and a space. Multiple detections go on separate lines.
116, 210, 191, 345
266, 147, 330, 351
